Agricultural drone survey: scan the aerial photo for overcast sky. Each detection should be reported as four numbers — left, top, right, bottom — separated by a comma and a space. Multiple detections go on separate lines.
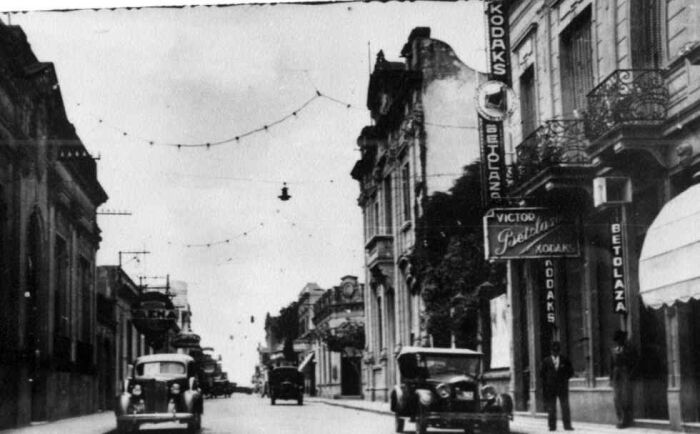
3, 0, 486, 384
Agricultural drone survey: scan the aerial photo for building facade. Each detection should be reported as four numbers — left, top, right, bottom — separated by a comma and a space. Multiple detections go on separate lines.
0, 20, 108, 428
352, 27, 484, 402
312, 276, 364, 398
296, 282, 325, 396
502, 0, 700, 430
95, 266, 149, 411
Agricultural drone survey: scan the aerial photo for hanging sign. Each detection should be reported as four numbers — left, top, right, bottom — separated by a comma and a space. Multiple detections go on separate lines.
610, 208, 628, 314
478, 0, 513, 208
544, 259, 556, 324
131, 291, 178, 335
483, 207, 581, 260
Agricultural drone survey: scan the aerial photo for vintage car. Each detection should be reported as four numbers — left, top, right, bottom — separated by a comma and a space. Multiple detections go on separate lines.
115, 353, 204, 433
269, 366, 304, 405
391, 347, 512, 434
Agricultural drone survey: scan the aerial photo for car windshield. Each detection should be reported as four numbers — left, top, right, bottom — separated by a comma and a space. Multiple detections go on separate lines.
419, 355, 480, 378
137, 361, 186, 377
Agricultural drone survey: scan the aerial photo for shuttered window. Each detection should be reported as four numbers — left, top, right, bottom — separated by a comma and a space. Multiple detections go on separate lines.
519, 65, 537, 137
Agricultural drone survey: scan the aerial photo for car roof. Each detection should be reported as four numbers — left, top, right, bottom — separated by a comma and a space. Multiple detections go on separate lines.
397, 346, 482, 357
134, 353, 194, 364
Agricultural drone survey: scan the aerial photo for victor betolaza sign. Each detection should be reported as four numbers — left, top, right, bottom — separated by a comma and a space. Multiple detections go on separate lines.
483, 208, 581, 260
477, 0, 513, 208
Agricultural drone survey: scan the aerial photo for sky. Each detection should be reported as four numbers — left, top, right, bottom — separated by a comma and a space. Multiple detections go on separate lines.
3, 0, 487, 385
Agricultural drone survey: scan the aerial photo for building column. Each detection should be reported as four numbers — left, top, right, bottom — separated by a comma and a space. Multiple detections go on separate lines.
524, 261, 543, 413
665, 305, 682, 430
507, 260, 524, 410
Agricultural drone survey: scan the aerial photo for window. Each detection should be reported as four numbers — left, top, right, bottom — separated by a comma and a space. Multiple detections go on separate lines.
631, 0, 662, 68
519, 65, 537, 137
137, 361, 186, 377
560, 7, 593, 117
401, 163, 411, 223
79, 258, 92, 341
54, 236, 69, 336
383, 177, 393, 234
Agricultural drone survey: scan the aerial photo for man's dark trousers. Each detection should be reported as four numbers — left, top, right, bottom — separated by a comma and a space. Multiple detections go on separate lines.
545, 389, 571, 430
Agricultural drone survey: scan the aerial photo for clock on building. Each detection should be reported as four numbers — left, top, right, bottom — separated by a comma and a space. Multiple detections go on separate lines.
342, 282, 356, 299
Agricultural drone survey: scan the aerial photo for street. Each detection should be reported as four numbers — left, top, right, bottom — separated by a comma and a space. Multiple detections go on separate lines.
1, 393, 671, 434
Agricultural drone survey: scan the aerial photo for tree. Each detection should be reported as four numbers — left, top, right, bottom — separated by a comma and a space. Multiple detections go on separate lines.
413, 161, 502, 349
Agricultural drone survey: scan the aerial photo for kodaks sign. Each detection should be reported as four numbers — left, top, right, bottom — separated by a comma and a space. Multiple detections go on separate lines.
478, 0, 512, 208
483, 208, 581, 260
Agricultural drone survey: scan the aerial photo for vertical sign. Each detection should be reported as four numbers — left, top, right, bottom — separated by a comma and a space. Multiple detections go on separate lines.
544, 259, 556, 324
610, 208, 628, 314
478, 0, 512, 208
486, 0, 511, 87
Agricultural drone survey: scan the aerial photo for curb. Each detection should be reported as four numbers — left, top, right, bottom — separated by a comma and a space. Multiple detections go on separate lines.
310, 399, 392, 417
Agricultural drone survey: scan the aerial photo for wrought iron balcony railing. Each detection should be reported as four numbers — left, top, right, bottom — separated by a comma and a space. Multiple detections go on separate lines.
513, 119, 589, 186
585, 69, 669, 142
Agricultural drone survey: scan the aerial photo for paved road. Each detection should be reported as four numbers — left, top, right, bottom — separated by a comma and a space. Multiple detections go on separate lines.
1, 393, 663, 434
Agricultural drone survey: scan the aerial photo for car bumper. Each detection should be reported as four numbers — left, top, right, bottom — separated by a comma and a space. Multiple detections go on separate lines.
424, 411, 509, 425
117, 412, 196, 424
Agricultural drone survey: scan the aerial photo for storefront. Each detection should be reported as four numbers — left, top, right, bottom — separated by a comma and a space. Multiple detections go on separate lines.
640, 182, 700, 429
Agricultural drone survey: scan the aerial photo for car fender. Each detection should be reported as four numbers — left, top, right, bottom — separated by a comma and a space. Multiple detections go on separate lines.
391, 386, 407, 413
115, 393, 131, 416
415, 388, 434, 407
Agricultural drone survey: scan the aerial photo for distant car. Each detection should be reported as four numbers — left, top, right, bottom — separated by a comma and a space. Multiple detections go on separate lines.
235, 385, 254, 394
269, 366, 304, 405
391, 347, 513, 434
115, 353, 203, 433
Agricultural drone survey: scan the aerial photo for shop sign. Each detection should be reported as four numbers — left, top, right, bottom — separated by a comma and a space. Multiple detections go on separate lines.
544, 259, 556, 324
610, 209, 628, 314
483, 207, 581, 260
478, 0, 512, 208
131, 292, 177, 334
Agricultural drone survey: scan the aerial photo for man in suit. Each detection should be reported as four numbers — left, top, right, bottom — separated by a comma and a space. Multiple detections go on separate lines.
541, 341, 574, 431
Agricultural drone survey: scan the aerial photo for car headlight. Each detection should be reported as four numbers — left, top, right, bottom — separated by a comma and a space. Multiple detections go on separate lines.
435, 383, 451, 399
131, 384, 142, 397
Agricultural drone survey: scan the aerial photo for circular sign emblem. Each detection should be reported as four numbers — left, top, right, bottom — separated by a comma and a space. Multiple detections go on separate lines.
475, 80, 516, 122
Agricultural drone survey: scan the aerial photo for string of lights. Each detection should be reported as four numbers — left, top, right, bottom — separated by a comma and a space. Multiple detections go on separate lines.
71, 88, 477, 152
169, 221, 266, 248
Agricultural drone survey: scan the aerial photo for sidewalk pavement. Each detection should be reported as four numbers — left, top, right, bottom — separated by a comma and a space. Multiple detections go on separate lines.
308, 397, 674, 434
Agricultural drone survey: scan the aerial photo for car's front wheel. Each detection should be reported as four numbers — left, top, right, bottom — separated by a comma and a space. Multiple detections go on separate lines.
297, 394, 303, 405
116, 421, 136, 434
416, 406, 428, 434
187, 413, 201, 433
270, 395, 276, 405
394, 414, 404, 433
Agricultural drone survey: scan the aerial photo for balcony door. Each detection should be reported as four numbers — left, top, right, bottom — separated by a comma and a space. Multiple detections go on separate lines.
560, 7, 593, 118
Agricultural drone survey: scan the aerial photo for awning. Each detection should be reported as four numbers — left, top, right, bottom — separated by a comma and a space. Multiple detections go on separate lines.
298, 352, 315, 372
640, 184, 700, 308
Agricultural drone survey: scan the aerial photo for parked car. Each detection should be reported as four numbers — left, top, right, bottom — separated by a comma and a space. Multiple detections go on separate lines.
391, 347, 513, 434
235, 385, 254, 394
269, 366, 304, 405
115, 353, 204, 433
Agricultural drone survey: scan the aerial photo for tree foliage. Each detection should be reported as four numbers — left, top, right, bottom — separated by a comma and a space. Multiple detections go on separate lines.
267, 301, 300, 362
316, 321, 365, 353
413, 161, 500, 348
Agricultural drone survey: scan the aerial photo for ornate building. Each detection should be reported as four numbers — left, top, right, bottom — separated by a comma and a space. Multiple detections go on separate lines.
0, 20, 107, 428
352, 27, 483, 402
502, 0, 700, 429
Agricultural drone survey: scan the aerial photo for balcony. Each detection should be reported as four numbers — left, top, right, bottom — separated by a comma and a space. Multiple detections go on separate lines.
365, 234, 393, 269
585, 69, 669, 145
512, 119, 592, 194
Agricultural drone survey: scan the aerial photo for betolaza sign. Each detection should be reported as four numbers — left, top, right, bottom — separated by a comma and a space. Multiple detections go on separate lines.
483, 208, 581, 260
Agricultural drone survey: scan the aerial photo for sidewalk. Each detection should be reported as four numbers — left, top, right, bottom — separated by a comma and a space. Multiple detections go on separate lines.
308, 397, 675, 434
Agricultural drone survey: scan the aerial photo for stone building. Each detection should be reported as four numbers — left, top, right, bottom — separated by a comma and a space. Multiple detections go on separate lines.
312, 276, 364, 398
95, 266, 149, 411
501, 0, 700, 429
0, 20, 107, 428
351, 27, 483, 402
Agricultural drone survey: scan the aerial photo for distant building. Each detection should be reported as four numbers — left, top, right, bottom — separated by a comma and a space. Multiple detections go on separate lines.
0, 20, 107, 428
295, 282, 325, 396
351, 27, 483, 402
96, 266, 150, 411
313, 276, 364, 398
